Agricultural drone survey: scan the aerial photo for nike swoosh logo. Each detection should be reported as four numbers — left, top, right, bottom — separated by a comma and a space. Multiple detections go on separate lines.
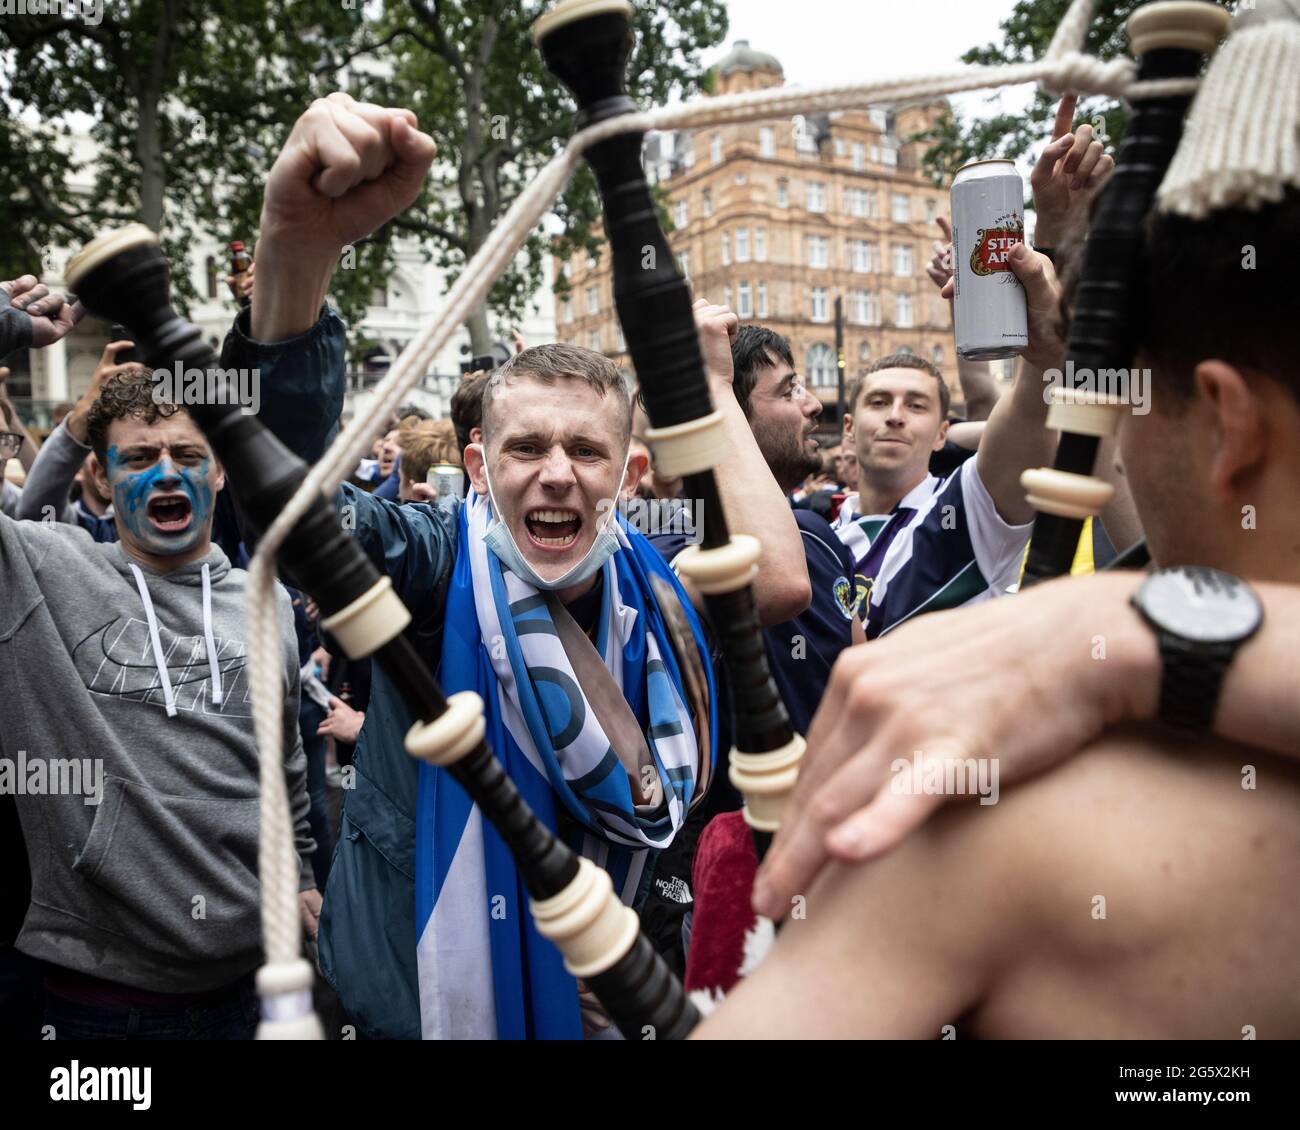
72, 617, 249, 712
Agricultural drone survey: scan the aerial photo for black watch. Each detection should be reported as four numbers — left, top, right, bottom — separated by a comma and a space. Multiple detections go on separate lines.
1130, 566, 1263, 732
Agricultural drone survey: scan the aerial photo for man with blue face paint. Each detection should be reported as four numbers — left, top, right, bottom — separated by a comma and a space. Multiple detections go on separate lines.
14, 341, 247, 562
0, 366, 320, 1040
217, 92, 811, 1039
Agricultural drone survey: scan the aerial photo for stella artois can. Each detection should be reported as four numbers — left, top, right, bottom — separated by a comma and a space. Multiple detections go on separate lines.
950, 159, 1028, 360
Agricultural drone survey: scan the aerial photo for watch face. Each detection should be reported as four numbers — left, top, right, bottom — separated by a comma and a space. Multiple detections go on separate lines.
1137, 567, 1263, 644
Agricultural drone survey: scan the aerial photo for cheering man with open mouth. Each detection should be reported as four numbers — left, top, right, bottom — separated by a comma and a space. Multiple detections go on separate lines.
228, 93, 810, 1040
0, 365, 319, 1041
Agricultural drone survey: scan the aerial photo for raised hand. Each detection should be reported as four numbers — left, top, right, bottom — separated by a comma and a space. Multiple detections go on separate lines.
66, 339, 137, 443
260, 92, 436, 259
1007, 243, 1065, 373
1030, 94, 1114, 249
2, 275, 85, 348
253, 93, 437, 341
925, 215, 954, 293
938, 242, 1062, 373
692, 297, 740, 386
225, 260, 255, 304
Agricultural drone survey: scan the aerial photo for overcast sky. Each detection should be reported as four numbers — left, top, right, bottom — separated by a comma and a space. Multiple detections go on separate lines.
699, 0, 1039, 140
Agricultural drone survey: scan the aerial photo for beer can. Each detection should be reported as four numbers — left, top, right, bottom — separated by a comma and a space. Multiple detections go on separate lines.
950, 159, 1028, 360
426, 462, 465, 511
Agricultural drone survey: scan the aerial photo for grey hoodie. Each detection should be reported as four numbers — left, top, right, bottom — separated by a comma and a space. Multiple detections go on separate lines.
0, 479, 21, 519
13, 419, 90, 526
0, 514, 314, 992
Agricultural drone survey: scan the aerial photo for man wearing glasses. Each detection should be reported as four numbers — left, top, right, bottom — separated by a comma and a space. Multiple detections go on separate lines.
0, 419, 25, 518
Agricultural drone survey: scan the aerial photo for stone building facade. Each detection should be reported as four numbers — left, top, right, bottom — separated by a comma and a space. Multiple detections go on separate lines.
557, 40, 963, 434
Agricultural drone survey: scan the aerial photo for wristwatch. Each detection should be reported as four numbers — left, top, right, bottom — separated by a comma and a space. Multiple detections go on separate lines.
1130, 566, 1263, 732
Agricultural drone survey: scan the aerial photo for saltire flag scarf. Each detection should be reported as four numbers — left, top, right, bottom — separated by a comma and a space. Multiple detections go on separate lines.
415, 489, 716, 1039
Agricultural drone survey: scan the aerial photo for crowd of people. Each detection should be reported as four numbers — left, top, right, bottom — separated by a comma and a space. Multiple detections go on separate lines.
0, 83, 1296, 1042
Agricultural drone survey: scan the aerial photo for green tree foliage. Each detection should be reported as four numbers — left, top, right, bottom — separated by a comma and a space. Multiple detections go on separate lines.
0, 1, 381, 320
918, 0, 1233, 192
2, 0, 725, 357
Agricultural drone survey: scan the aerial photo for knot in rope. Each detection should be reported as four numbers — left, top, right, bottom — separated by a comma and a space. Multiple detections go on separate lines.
1039, 52, 1137, 98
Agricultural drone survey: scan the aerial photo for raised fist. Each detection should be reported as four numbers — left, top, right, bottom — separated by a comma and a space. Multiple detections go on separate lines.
260, 92, 437, 260
692, 297, 740, 387
1, 275, 84, 348
1030, 94, 1114, 248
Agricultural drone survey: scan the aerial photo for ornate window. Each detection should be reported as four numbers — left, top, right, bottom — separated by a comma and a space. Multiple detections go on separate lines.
807, 342, 835, 386
811, 287, 829, 322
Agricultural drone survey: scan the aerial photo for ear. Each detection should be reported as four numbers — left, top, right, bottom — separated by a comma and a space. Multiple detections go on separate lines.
469, 426, 483, 446
464, 442, 490, 497
211, 454, 226, 496
842, 411, 854, 441
622, 444, 650, 500
933, 416, 950, 453
90, 452, 112, 500
1195, 360, 1265, 498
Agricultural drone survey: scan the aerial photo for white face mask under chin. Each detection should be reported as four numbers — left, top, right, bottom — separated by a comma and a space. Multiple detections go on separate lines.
475, 447, 631, 592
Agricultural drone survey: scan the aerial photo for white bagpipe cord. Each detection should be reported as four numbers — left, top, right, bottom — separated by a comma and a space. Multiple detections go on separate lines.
246, 0, 1218, 1037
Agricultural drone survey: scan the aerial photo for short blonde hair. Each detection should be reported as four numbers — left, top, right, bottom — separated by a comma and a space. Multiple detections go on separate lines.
481, 344, 631, 445
398, 418, 461, 484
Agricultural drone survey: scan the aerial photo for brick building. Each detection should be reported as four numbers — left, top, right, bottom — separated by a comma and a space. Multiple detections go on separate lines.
557, 39, 961, 435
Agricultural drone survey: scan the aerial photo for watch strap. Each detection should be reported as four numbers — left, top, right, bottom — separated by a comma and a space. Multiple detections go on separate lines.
1156, 635, 1235, 731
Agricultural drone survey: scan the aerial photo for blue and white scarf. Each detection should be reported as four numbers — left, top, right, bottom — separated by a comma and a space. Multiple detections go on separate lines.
415, 490, 716, 1039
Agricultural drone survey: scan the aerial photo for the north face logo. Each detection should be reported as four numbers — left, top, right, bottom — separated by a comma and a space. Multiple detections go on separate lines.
655, 875, 692, 904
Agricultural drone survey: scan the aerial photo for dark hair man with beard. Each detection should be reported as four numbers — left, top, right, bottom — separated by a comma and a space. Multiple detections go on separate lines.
659, 324, 863, 738
733, 325, 865, 729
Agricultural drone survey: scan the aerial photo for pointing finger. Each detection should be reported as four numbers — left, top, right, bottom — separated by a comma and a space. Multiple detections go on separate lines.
1052, 93, 1077, 140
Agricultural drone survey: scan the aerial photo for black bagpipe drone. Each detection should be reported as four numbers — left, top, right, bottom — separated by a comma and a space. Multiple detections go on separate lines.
1020, 0, 1229, 584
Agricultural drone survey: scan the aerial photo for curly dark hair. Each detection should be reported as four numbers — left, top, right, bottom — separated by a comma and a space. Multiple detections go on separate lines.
86, 365, 178, 463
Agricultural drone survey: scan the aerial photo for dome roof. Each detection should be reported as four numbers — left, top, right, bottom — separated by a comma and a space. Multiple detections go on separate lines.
715, 39, 783, 77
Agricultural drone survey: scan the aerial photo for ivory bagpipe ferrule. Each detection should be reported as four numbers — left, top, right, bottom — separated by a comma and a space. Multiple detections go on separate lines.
1019, 0, 1230, 587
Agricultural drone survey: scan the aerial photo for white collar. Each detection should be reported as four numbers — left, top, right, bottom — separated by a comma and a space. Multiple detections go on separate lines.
843, 473, 939, 522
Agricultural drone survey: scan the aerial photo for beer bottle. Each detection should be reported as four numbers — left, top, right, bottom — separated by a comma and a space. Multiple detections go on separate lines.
229, 240, 252, 308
